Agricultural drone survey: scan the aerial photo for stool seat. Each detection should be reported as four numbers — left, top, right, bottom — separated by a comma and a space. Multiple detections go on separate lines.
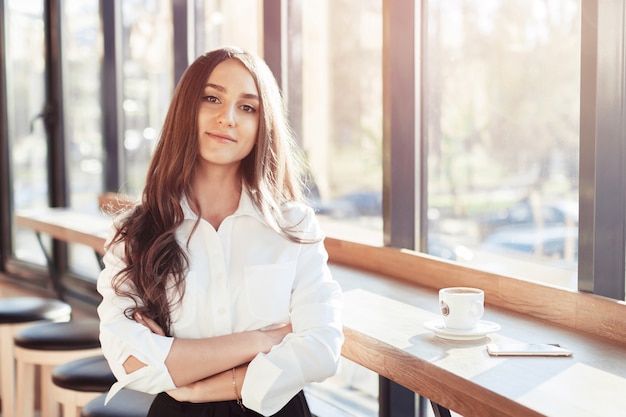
52, 355, 117, 417
0, 297, 71, 417
14, 317, 101, 350
0, 297, 71, 324
13, 318, 103, 417
52, 355, 116, 392
81, 389, 156, 417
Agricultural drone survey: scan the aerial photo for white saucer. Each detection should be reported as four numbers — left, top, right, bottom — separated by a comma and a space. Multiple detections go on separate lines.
423, 319, 501, 340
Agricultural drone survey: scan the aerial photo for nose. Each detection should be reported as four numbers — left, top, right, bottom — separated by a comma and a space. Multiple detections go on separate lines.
217, 107, 235, 127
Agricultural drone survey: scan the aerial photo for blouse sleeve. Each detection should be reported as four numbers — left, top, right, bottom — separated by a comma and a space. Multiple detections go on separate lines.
96, 231, 177, 402
240, 207, 344, 415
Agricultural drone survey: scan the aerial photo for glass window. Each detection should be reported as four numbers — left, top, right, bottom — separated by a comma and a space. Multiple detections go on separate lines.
301, 0, 384, 247
64, 0, 103, 212
120, 0, 174, 197
6, 0, 50, 266
298, 1, 383, 415
194, 0, 260, 56
63, 0, 104, 278
425, 0, 581, 289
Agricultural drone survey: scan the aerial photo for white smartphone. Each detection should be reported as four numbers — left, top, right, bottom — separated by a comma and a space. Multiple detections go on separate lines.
487, 343, 573, 357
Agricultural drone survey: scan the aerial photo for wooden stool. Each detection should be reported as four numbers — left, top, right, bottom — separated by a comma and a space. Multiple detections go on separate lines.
0, 297, 72, 417
52, 355, 117, 417
14, 318, 102, 417
81, 389, 156, 417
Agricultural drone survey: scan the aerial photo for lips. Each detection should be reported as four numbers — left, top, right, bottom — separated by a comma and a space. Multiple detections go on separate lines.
206, 132, 236, 143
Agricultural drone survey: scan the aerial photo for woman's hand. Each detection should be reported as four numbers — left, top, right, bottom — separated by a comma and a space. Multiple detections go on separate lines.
166, 383, 195, 402
120, 312, 166, 375
133, 311, 165, 336
258, 323, 292, 353
166, 365, 249, 403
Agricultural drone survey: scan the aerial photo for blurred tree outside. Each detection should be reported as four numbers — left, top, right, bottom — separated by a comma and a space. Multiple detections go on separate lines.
428, 0, 580, 219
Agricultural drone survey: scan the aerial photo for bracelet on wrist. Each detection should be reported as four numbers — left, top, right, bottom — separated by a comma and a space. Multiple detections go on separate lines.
232, 367, 245, 411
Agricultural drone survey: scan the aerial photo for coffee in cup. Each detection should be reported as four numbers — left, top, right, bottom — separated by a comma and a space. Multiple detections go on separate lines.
439, 287, 484, 330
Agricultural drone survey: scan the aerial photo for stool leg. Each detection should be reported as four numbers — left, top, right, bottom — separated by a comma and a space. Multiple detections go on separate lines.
58, 393, 80, 417
61, 403, 82, 417
41, 364, 57, 417
0, 325, 16, 417
15, 346, 102, 417
53, 382, 75, 417
63, 396, 83, 417
53, 383, 103, 417
15, 359, 36, 417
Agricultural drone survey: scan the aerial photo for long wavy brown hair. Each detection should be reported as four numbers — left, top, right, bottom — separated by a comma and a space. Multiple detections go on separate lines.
108, 47, 313, 335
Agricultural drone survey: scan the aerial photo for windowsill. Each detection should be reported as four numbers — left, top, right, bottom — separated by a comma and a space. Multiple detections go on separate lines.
324, 237, 626, 346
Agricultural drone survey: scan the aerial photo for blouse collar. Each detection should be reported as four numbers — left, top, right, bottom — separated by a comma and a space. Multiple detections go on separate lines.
181, 184, 264, 223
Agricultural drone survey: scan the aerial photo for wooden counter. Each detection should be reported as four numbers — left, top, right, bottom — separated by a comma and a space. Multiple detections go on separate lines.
334, 266, 626, 417
15, 208, 110, 255
14, 208, 111, 299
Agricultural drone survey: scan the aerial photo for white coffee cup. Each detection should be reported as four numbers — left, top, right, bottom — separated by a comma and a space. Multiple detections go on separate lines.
439, 287, 485, 330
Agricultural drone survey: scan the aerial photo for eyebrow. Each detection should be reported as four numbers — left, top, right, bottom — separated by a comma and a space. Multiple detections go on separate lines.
205, 83, 259, 101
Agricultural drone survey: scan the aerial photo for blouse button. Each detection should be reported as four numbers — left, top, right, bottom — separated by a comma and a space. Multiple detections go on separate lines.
218, 307, 226, 315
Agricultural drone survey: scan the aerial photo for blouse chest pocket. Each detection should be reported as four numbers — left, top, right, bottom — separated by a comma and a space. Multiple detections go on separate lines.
243, 262, 296, 323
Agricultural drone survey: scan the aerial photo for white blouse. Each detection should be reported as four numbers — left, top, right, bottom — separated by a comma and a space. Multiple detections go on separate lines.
97, 188, 344, 416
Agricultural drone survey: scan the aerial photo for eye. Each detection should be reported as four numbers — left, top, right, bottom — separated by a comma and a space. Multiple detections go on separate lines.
202, 95, 220, 104
240, 104, 256, 113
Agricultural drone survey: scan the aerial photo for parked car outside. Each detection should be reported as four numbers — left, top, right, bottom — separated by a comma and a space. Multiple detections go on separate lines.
315, 191, 382, 219
481, 224, 578, 262
476, 198, 578, 240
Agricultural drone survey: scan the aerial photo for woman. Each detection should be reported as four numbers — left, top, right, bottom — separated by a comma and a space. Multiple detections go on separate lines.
97, 46, 344, 417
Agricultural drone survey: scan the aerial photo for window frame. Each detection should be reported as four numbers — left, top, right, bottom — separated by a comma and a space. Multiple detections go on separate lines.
578, 0, 626, 299
0, 0, 9, 269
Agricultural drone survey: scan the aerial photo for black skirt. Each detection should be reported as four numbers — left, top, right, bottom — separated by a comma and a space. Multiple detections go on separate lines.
146, 390, 312, 417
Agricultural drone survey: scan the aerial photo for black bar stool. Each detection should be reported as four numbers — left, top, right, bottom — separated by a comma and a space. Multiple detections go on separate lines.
81, 389, 156, 417
0, 296, 72, 417
13, 317, 102, 417
52, 354, 117, 417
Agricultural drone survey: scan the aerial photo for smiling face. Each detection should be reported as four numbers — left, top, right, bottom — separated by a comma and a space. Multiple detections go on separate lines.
196, 58, 260, 171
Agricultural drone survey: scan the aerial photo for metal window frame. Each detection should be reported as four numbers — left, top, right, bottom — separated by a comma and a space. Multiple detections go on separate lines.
44, 0, 67, 209
101, 0, 123, 193
579, 0, 626, 299
263, 0, 283, 89
172, 0, 191, 84
383, 0, 418, 251
0, 0, 9, 270
42, 0, 69, 280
